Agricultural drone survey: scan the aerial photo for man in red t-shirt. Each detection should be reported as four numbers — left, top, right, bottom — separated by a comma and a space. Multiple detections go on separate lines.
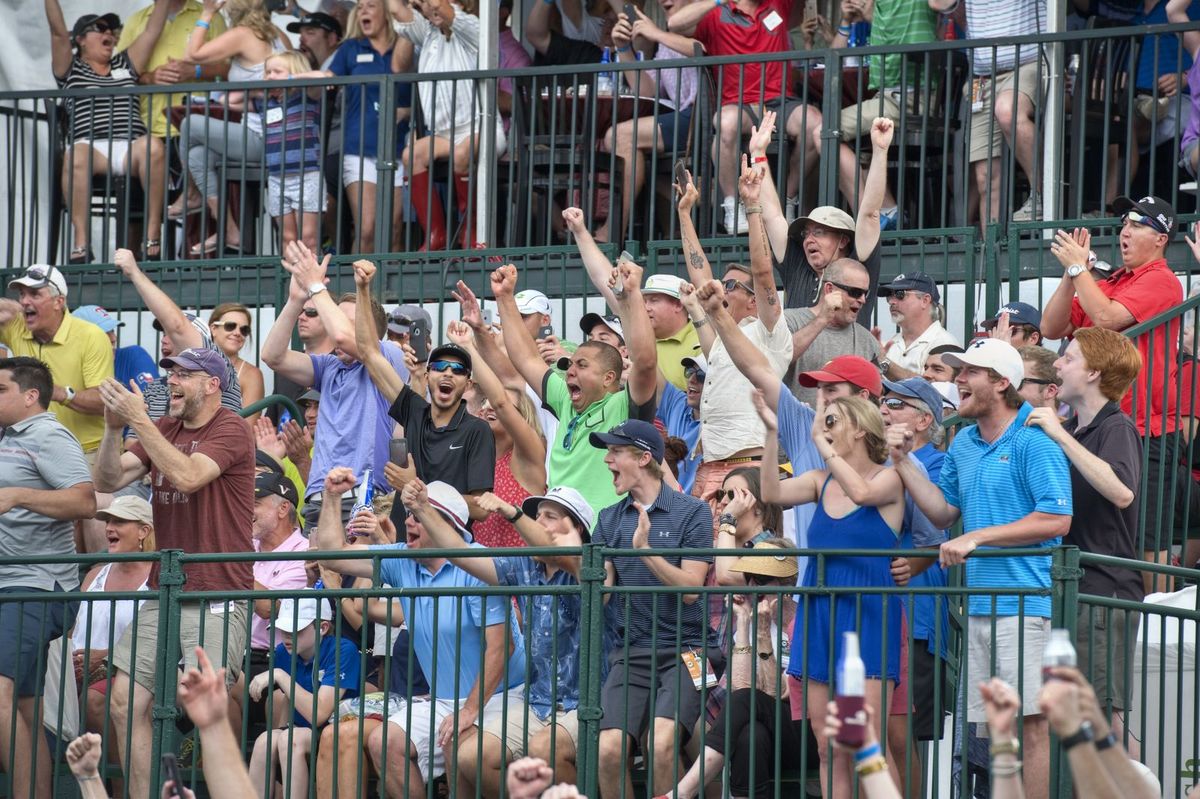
668, 0, 822, 234
1043, 195, 1185, 592
93, 346, 255, 799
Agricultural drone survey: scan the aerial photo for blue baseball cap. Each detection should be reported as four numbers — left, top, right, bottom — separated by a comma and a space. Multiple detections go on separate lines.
73, 304, 123, 333
882, 377, 944, 424
982, 302, 1042, 331
589, 419, 665, 462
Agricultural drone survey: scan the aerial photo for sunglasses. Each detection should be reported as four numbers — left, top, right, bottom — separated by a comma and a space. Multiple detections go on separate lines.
1123, 210, 1168, 235
301, 308, 319, 318
684, 366, 706, 382
880, 397, 920, 412
428, 359, 470, 376
713, 489, 740, 502
85, 22, 114, 34
722, 277, 754, 295
744, 573, 776, 586
1021, 378, 1057, 387
828, 281, 868, 300
215, 320, 252, 336
823, 413, 841, 430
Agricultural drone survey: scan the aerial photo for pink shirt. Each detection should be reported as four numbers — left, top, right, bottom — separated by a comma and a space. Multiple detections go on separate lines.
251, 529, 310, 650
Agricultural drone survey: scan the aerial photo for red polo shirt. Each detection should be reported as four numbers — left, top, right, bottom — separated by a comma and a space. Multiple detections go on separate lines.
694, 0, 794, 106
1068, 258, 1181, 436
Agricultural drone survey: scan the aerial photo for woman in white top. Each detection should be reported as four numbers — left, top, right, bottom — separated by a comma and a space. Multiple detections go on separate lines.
178, 0, 290, 255
395, 0, 507, 251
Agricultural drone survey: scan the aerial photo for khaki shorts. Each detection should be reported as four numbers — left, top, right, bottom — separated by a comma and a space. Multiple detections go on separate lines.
483, 705, 580, 758
964, 615, 1050, 723
1076, 606, 1138, 712
112, 599, 249, 693
838, 89, 919, 141
966, 59, 1048, 163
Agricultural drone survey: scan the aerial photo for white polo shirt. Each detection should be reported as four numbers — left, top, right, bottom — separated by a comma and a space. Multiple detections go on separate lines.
884, 320, 960, 374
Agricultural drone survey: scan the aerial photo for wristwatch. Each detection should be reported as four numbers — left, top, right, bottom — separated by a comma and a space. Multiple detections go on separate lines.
307, 282, 328, 299
718, 513, 737, 527
62, 386, 76, 407
1094, 730, 1118, 751
1066, 263, 1087, 279
1060, 720, 1095, 750
878, 359, 891, 378
507, 506, 525, 523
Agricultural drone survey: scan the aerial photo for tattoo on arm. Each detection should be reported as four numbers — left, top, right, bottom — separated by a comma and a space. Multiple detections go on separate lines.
758, 227, 778, 305
689, 250, 703, 270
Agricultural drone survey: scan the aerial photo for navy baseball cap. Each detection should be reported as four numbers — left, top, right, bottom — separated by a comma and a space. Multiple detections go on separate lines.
882, 377, 944, 424
879, 272, 940, 303
255, 471, 300, 506
159, 347, 227, 389
589, 419, 665, 462
981, 302, 1042, 331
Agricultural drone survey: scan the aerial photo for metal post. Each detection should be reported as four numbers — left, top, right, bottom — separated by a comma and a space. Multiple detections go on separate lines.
477, 0, 499, 249
1042, 0, 1066, 229
376, 75, 397, 255
150, 549, 186, 791
576, 542, 607, 796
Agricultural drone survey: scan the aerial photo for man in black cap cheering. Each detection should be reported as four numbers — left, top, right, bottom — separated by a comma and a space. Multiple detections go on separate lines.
287, 12, 343, 70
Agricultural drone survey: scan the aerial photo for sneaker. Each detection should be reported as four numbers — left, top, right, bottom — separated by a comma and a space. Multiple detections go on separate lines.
722, 198, 737, 234
1012, 195, 1040, 222
880, 208, 900, 231
785, 196, 801, 223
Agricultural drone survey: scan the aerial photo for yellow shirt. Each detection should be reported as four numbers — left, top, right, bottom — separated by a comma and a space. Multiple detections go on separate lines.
1, 314, 114, 451
117, 0, 228, 139
656, 321, 700, 390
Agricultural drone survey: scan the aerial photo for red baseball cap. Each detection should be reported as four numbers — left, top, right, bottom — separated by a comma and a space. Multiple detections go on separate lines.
798, 355, 882, 398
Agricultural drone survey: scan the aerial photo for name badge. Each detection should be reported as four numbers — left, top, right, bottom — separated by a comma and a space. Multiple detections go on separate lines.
762, 10, 783, 31
356, 52, 374, 64
111, 68, 131, 81
266, 107, 284, 125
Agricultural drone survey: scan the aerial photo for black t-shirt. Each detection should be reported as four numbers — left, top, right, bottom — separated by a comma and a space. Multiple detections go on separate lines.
387, 385, 496, 527
533, 30, 603, 68
778, 237, 881, 328
1062, 403, 1145, 600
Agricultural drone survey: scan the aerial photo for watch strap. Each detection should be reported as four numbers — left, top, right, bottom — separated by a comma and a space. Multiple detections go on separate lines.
1060, 722, 1094, 750
507, 507, 525, 523
1094, 731, 1118, 752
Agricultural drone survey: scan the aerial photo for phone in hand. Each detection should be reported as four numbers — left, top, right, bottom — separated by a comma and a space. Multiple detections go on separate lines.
481, 307, 495, 328
389, 438, 409, 468
538, 324, 554, 340
623, 2, 636, 20
409, 323, 429, 362
674, 159, 689, 189
161, 753, 182, 797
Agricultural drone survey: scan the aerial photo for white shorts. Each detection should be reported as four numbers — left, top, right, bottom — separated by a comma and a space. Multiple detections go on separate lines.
342, 154, 406, 187
483, 705, 579, 758
385, 688, 523, 781
964, 615, 1050, 723
267, 171, 326, 216
75, 138, 132, 176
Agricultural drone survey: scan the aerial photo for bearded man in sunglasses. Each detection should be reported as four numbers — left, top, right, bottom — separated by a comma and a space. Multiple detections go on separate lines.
1042, 195, 1186, 592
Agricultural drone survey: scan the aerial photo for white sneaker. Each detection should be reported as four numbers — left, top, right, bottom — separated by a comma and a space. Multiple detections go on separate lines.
723, 201, 749, 234
1013, 195, 1040, 222
785, 196, 801, 223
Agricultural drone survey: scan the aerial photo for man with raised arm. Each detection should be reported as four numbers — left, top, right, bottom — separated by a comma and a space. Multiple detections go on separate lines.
495, 261, 659, 514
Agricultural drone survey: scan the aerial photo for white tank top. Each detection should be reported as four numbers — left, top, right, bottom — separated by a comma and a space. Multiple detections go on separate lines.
70, 563, 149, 652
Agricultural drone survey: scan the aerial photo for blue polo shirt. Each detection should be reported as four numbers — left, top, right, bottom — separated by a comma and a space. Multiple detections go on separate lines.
938, 403, 1072, 618
592, 482, 713, 649
327, 38, 409, 158
493, 556, 581, 721
372, 543, 526, 700
273, 635, 361, 728
654, 382, 700, 494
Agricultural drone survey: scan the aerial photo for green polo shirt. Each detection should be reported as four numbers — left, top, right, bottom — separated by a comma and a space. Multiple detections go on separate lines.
656, 321, 700, 390
543, 371, 656, 516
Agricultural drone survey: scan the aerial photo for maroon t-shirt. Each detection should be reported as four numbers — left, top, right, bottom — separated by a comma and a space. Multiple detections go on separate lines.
128, 408, 254, 591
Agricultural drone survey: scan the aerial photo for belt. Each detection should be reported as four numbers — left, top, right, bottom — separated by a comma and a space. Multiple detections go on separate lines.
718, 455, 763, 465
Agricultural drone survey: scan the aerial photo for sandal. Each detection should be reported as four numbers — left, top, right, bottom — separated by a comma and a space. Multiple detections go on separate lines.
167, 194, 204, 220
189, 234, 241, 257
140, 239, 161, 260
68, 246, 93, 265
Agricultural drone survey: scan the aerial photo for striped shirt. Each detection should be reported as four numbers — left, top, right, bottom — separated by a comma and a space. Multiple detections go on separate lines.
867, 0, 938, 91
56, 51, 146, 143
937, 403, 1072, 618
263, 93, 322, 175
964, 0, 1044, 76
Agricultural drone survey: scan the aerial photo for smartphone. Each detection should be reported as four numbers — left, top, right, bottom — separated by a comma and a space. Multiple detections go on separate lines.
409, 323, 429, 362
389, 438, 409, 467
481, 307, 495, 328
623, 1, 636, 19
161, 753, 182, 797
674, 159, 689, 188
538, 324, 555, 340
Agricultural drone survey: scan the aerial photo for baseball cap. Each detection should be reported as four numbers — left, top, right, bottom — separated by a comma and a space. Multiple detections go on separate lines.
256, 449, 286, 475
73, 304, 123, 333
255, 471, 300, 506
798, 355, 883, 398
515, 289, 552, 316
427, 481, 473, 541
1113, 194, 1175, 236
879, 272, 940, 303
882, 377, 944, 424
942, 338, 1025, 387
788, 206, 856, 241
589, 419, 665, 462
71, 13, 120, 38
521, 486, 595, 541
274, 596, 333, 633
728, 540, 799, 580
681, 353, 708, 378
642, 274, 685, 299
579, 312, 625, 344
427, 343, 473, 372
286, 11, 342, 36
931, 381, 960, 412
159, 347, 228, 389
152, 312, 212, 343
981, 302, 1042, 331
9, 264, 68, 297
298, 388, 321, 404
94, 495, 153, 525
386, 304, 431, 336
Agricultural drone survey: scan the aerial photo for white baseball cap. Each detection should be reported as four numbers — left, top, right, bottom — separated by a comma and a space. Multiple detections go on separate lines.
515, 290, 552, 316
642, 274, 685, 299
941, 338, 1025, 388
521, 486, 595, 540
9, 265, 68, 297
274, 596, 333, 632
427, 481, 473, 541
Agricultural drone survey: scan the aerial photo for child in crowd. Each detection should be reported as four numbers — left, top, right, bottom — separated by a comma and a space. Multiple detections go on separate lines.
262, 50, 327, 252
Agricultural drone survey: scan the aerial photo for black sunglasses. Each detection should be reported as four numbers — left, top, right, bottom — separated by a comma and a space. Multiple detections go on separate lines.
684, 366, 706, 382
880, 397, 920, 412
824, 413, 841, 429
723, 277, 754, 295
85, 22, 114, 34
429, 359, 470, 376
215, 320, 252, 336
713, 489, 738, 502
1021, 378, 1056, 387
301, 308, 319, 318
745, 573, 775, 586
828, 281, 868, 300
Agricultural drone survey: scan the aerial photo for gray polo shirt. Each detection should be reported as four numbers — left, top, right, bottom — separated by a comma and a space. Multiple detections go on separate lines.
0, 412, 92, 590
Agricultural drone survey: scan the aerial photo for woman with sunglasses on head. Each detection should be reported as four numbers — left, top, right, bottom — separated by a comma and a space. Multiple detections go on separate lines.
753, 389, 905, 798
209, 302, 265, 416
712, 466, 784, 586
661, 539, 800, 799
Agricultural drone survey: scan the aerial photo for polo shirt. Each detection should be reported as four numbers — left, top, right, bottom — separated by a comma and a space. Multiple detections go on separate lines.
387, 385, 495, 526
251, 530, 310, 651
542, 372, 657, 515
884, 320, 960, 375
693, 0, 794, 106
701, 316, 792, 461
0, 412, 91, 591
867, 0, 937, 91
1, 313, 113, 451
963, 0, 1043, 76
307, 343, 409, 497
1067, 259, 1181, 436
115, 0, 227, 138
273, 635, 361, 728
654, 383, 700, 494
592, 482, 713, 649
778, 239, 881, 329
492, 556, 581, 720
937, 402, 1072, 618
373, 543, 526, 699
1062, 403, 1145, 600
327, 38, 405, 159
657, 321, 701, 390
